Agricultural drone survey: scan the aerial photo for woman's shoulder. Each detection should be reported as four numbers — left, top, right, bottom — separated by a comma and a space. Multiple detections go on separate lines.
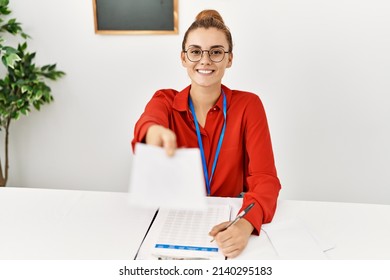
153, 88, 179, 97
223, 84, 260, 100
150, 88, 181, 104
223, 86, 266, 115
232, 89, 259, 97
230, 89, 263, 105
150, 86, 190, 111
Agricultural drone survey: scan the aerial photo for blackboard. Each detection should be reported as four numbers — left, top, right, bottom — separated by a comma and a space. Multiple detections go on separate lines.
93, 0, 178, 34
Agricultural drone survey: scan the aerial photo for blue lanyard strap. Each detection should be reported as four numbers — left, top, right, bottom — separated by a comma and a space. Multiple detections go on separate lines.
188, 91, 227, 195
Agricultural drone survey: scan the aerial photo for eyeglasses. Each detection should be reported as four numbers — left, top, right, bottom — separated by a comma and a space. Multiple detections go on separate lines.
184, 47, 229, 63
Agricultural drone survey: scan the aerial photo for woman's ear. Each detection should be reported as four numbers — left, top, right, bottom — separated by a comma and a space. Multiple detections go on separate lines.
181, 51, 187, 66
226, 52, 233, 68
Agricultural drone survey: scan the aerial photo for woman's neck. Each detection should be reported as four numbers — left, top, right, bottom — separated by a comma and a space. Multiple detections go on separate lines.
189, 84, 221, 127
190, 85, 221, 110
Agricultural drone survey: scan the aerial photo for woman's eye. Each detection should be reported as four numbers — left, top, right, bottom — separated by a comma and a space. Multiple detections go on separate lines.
210, 49, 223, 55
191, 49, 202, 55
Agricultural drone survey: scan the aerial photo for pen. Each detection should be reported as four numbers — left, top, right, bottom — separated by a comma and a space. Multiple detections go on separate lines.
210, 202, 255, 242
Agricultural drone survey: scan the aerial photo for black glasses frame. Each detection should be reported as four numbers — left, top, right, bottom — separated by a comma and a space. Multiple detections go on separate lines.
183, 47, 230, 63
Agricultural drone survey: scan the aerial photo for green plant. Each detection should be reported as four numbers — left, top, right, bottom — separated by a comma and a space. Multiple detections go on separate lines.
0, 0, 65, 186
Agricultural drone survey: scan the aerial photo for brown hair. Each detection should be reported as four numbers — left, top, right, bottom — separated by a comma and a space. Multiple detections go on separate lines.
182, 10, 233, 52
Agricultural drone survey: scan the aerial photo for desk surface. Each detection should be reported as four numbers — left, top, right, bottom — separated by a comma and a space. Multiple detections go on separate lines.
0, 187, 156, 260
1, 187, 390, 260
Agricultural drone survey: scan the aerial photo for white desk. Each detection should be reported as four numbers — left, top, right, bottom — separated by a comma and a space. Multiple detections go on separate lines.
238, 200, 390, 260
0, 187, 156, 260
1, 187, 390, 260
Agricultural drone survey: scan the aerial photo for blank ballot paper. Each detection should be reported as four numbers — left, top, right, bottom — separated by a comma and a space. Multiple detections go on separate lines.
136, 204, 231, 260
128, 143, 207, 210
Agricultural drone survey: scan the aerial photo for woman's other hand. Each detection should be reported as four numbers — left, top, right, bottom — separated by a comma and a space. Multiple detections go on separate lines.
209, 218, 254, 258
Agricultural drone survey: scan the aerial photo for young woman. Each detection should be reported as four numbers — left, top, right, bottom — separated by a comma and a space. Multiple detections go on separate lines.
132, 10, 281, 258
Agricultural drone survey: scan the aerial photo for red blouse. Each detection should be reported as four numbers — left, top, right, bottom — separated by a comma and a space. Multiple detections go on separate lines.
131, 84, 281, 234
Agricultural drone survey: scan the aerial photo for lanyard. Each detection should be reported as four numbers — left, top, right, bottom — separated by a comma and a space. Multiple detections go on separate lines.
188, 91, 227, 195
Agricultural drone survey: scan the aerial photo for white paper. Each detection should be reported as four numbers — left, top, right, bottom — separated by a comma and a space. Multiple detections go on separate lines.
128, 143, 207, 210
141, 204, 230, 260
261, 219, 332, 259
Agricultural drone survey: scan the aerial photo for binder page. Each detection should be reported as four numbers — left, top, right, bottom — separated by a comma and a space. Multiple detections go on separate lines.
136, 204, 231, 260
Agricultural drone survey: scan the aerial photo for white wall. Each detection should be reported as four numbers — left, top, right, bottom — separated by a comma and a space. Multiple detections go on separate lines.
5, 0, 390, 204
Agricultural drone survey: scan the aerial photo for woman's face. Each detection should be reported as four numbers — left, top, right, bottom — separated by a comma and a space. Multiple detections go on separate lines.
181, 27, 233, 89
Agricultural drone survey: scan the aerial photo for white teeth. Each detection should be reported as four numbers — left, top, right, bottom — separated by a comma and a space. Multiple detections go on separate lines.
197, 69, 213, 74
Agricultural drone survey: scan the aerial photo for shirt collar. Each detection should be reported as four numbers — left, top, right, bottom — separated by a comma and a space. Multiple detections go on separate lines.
172, 84, 232, 113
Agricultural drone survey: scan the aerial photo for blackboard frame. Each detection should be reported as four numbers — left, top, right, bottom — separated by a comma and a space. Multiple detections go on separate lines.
93, 0, 178, 35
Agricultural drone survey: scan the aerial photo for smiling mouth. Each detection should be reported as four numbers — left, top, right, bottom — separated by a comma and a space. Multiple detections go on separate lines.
197, 69, 214, 74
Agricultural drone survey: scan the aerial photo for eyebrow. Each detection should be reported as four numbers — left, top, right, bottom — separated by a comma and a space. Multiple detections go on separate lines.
187, 44, 226, 49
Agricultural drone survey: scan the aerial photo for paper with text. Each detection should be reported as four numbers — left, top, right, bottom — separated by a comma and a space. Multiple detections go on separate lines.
128, 143, 207, 210
151, 205, 231, 260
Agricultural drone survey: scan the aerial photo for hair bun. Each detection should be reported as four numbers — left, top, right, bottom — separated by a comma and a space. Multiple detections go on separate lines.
195, 9, 224, 24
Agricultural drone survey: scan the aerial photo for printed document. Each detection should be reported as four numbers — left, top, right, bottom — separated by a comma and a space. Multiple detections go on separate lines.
128, 143, 207, 210
136, 204, 231, 260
